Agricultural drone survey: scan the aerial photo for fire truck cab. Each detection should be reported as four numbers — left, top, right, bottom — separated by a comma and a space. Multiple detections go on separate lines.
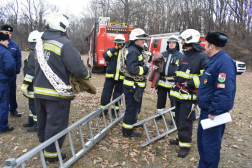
85, 17, 135, 72
146, 32, 206, 55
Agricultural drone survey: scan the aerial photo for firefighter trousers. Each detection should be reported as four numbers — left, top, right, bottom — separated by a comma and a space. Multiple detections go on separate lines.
9, 75, 18, 111
197, 108, 225, 168
122, 85, 143, 135
174, 100, 196, 148
35, 98, 70, 157
157, 86, 175, 116
28, 99, 37, 127
100, 78, 123, 113
0, 82, 10, 131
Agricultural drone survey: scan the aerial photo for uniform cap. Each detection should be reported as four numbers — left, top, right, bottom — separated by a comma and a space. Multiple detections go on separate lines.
205, 31, 227, 47
1, 24, 13, 32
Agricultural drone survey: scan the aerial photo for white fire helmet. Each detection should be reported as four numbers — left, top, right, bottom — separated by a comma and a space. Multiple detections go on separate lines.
179, 29, 201, 44
45, 13, 69, 32
129, 28, 148, 41
28, 30, 42, 42
114, 34, 125, 43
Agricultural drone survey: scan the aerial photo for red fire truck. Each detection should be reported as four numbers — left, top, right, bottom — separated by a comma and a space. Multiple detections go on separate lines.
86, 17, 136, 72
146, 32, 206, 55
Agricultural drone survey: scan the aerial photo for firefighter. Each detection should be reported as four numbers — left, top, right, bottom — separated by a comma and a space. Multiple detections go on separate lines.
33, 13, 90, 162
21, 30, 41, 132
197, 31, 236, 168
169, 29, 209, 158
155, 35, 184, 122
0, 24, 22, 117
0, 32, 16, 134
122, 28, 149, 137
100, 35, 125, 117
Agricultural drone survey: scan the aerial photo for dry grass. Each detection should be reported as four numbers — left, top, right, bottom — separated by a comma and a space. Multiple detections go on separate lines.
0, 52, 251, 168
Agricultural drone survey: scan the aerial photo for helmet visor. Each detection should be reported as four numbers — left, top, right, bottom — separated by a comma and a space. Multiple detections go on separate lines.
136, 33, 148, 38
114, 39, 125, 43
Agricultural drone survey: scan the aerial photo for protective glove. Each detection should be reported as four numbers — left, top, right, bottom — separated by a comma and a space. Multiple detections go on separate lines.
21, 84, 29, 94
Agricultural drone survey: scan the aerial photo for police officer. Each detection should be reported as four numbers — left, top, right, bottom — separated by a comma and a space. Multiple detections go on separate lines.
169, 29, 209, 158
0, 32, 16, 134
21, 30, 41, 132
197, 31, 236, 168
155, 35, 184, 121
0, 24, 22, 117
34, 13, 90, 162
100, 35, 125, 117
122, 28, 149, 137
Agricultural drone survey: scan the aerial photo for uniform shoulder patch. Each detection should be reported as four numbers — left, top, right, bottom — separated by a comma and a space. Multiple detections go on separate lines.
218, 73, 226, 83
217, 83, 225, 88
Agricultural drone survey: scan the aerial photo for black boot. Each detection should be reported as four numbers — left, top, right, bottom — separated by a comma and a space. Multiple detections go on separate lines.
178, 147, 190, 158
10, 110, 22, 117
123, 131, 141, 137
45, 153, 66, 163
27, 126, 38, 132
155, 112, 163, 120
0, 126, 14, 134
169, 138, 179, 145
133, 124, 143, 129
23, 123, 33, 127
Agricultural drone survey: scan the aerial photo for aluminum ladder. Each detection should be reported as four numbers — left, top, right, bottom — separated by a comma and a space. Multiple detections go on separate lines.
4, 94, 125, 168
133, 105, 201, 147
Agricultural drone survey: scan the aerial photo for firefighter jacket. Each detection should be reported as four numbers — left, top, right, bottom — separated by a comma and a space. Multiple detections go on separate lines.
103, 47, 124, 81
22, 49, 36, 99
8, 39, 22, 75
123, 41, 149, 88
33, 30, 90, 101
0, 43, 15, 83
158, 48, 184, 88
198, 49, 236, 116
170, 48, 209, 101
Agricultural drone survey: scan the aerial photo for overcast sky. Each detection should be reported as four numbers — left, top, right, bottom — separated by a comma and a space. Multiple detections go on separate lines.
50, 0, 92, 17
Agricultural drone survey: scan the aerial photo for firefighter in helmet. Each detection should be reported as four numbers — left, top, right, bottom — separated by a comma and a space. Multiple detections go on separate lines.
169, 29, 209, 158
122, 28, 149, 137
155, 35, 184, 123
21, 30, 42, 132
33, 13, 90, 162
100, 34, 125, 117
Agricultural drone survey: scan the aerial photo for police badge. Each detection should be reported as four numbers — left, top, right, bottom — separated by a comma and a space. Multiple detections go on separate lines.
218, 73, 226, 83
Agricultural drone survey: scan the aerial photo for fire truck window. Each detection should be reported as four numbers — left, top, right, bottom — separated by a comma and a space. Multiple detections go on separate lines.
153, 39, 158, 48
146, 40, 150, 47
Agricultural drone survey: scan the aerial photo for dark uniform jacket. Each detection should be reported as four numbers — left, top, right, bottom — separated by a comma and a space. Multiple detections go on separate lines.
22, 48, 36, 98
8, 39, 22, 75
0, 44, 15, 83
198, 49, 236, 117
158, 48, 184, 88
34, 30, 90, 101
123, 41, 149, 88
103, 47, 124, 81
170, 48, 209, 101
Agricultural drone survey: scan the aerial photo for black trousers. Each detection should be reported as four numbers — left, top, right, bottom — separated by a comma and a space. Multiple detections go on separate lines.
100, 78, 123, 112
122, 86, 143, 134
28, 99, 37, 126
157, 86, 175, 111
175, 100, 196, 148
35, 98, 71, 156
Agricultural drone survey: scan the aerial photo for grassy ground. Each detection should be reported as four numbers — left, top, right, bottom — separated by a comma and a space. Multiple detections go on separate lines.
0, 52, 251, 168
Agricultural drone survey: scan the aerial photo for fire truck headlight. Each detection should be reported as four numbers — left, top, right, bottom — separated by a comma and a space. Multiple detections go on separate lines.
99, 59, 105, 65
